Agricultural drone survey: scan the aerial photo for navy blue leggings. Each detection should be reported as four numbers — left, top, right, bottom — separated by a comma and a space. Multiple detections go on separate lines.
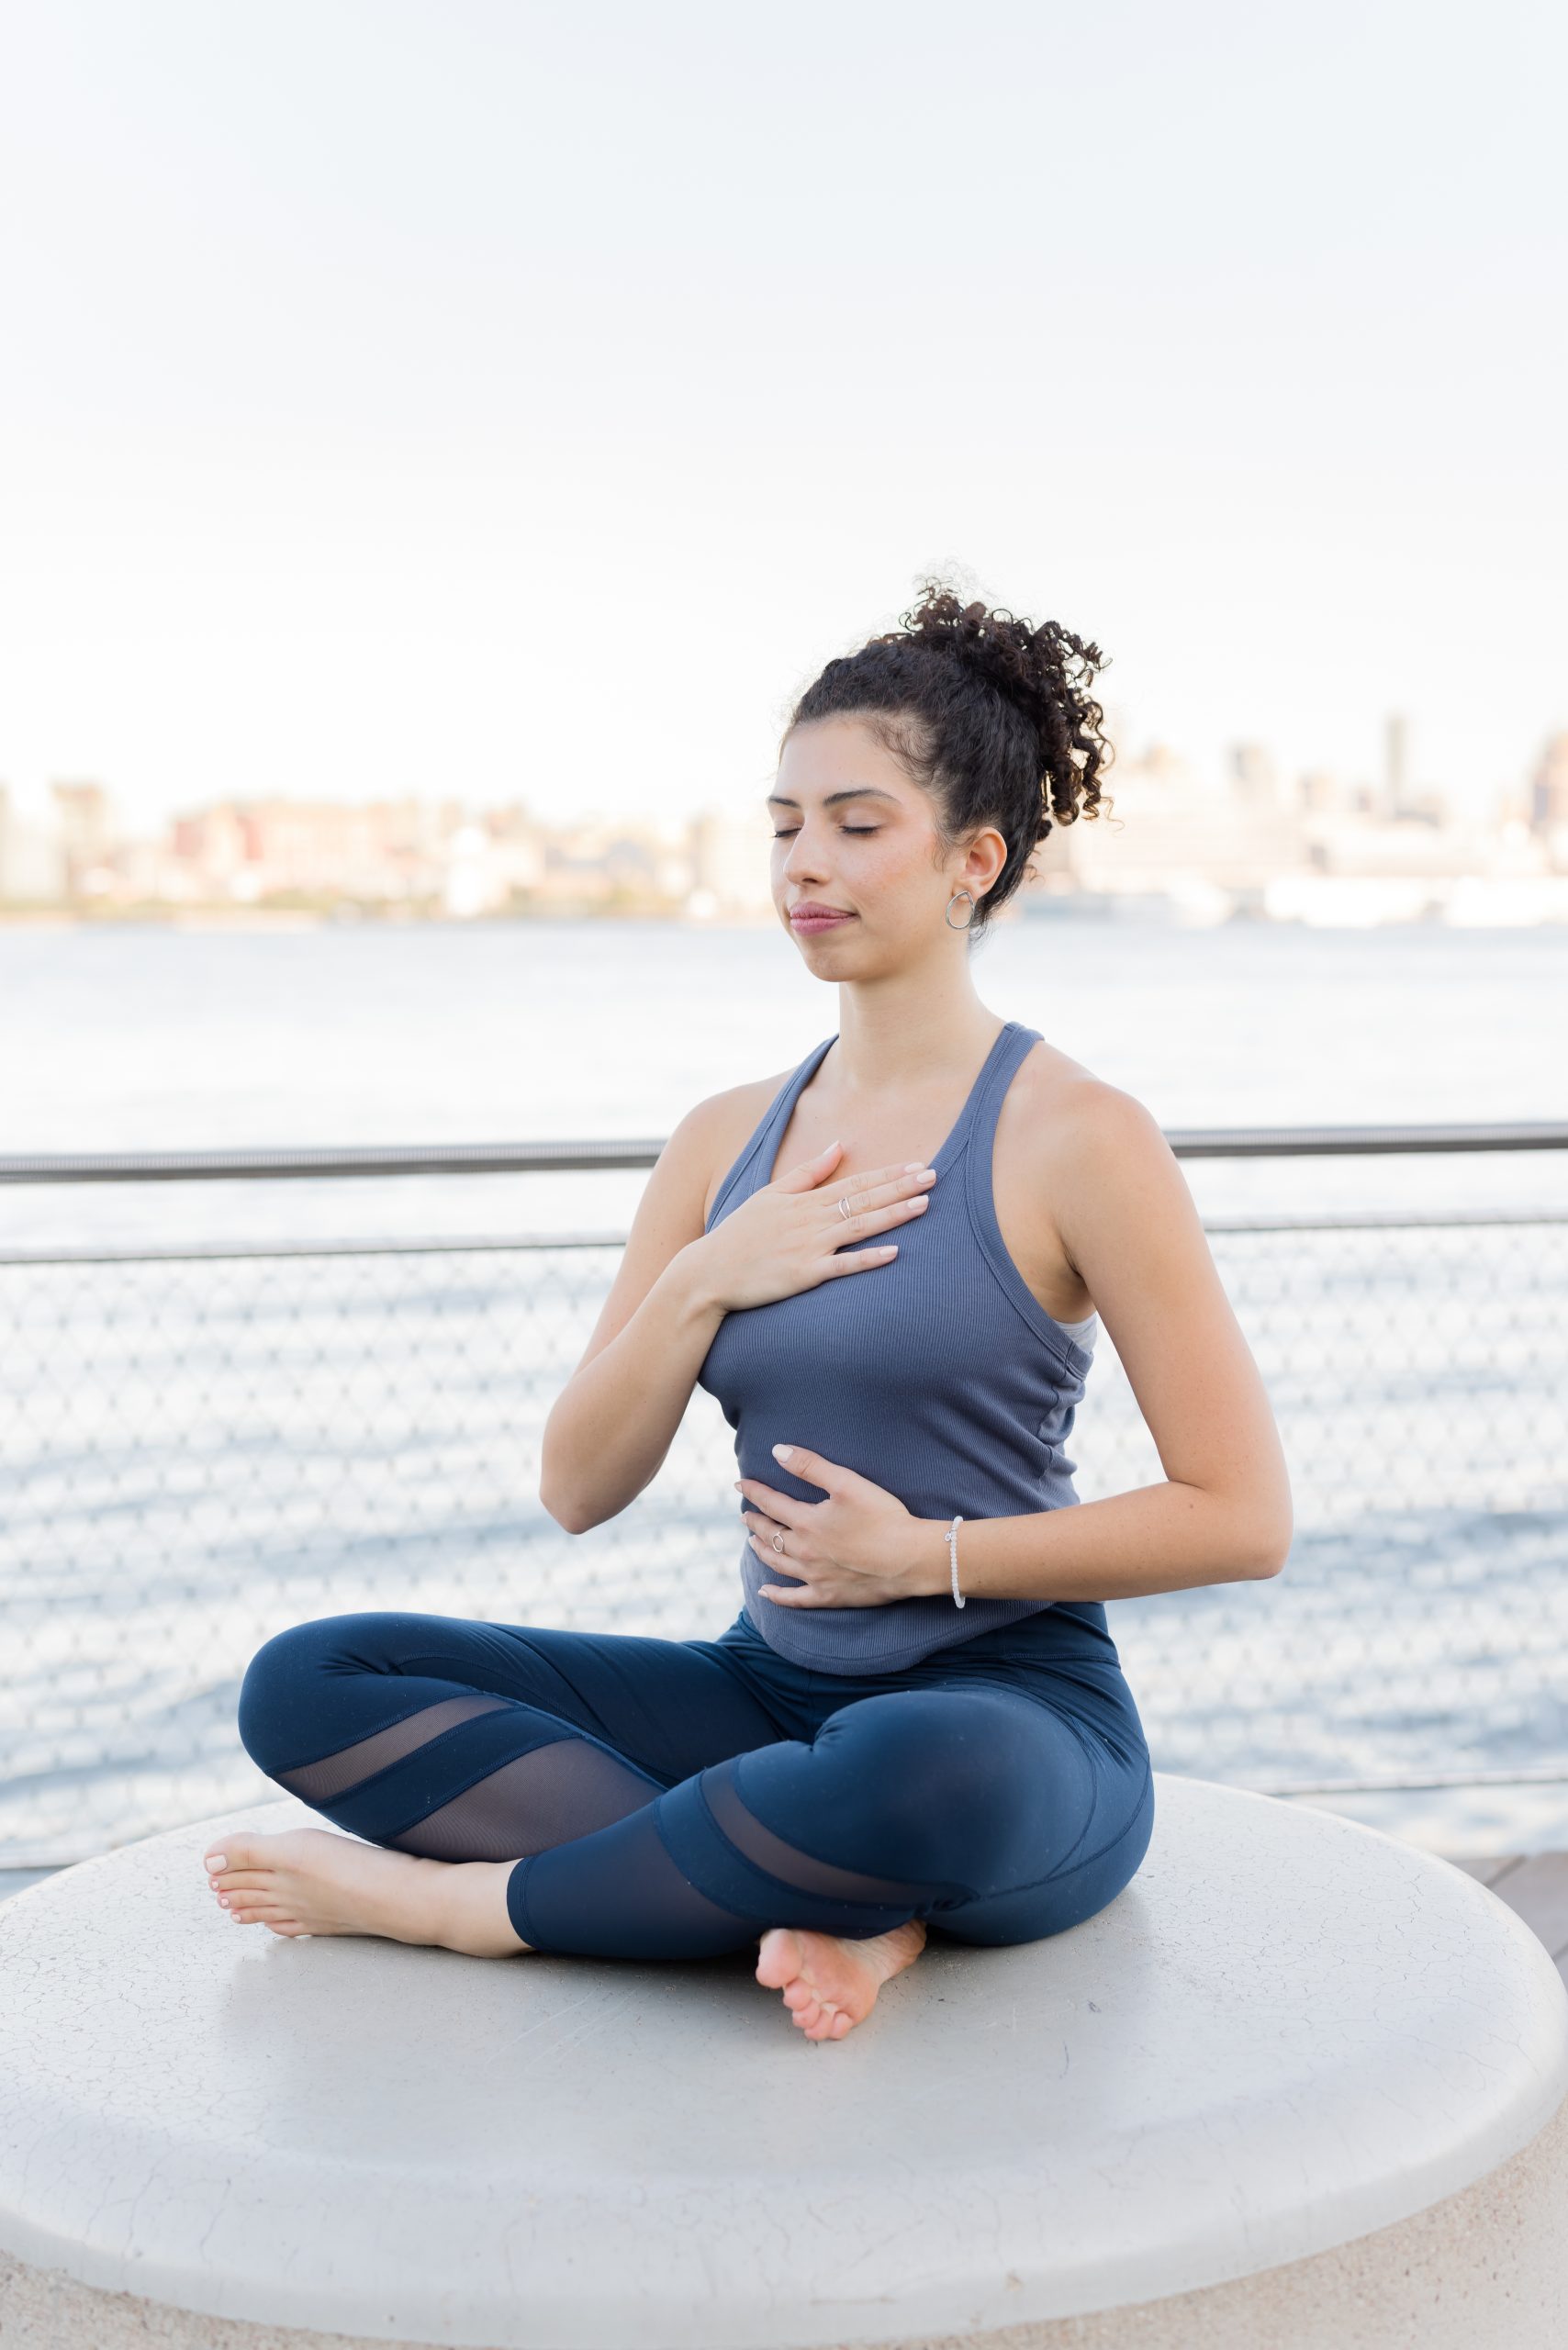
235, 1605, 1155, 1959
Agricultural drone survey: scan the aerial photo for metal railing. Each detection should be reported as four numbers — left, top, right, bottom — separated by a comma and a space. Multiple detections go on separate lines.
2, 1124, 1564, 1866
6, 1119, 1568, 1186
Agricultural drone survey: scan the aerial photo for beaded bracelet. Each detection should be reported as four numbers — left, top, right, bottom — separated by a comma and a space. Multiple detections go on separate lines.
946, 1513, 965, 1608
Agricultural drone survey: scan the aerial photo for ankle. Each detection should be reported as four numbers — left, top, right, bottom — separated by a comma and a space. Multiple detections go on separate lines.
868, 1917, 926, 1975
436, 1859, 526, 1956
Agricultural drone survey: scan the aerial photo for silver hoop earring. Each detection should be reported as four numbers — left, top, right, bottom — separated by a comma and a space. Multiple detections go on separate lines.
945, 890, 976, 932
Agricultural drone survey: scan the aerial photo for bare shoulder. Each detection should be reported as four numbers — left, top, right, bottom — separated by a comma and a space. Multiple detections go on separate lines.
1004, 1036, 1156, 1183
666, 1064, 797, 1229
996, 1041, 1170, 1292
1007, 1037, 1222, 1337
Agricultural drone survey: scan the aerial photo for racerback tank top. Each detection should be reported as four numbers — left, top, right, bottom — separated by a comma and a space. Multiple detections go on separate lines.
697, 1018, 1114, 1674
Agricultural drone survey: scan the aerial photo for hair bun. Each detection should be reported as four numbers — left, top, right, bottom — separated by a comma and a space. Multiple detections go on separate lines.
893, 578, 1114, 854
905, 596, 1034, 703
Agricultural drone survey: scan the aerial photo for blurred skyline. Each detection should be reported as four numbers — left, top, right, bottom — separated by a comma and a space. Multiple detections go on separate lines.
2, 0, 1564, 832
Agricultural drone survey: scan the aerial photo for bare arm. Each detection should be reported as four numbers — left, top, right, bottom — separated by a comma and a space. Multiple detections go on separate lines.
537, 1095, 734, 1535
902, 1082, 1294, 1601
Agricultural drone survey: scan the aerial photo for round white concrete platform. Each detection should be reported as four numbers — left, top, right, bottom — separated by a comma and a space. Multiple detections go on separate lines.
1, 1774, 1566, 2350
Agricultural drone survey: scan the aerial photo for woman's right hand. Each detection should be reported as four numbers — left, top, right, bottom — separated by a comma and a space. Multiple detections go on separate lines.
699, 1143, 937, 1313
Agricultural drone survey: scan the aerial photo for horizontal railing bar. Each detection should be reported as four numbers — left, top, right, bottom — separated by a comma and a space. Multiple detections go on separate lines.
1202, 1209, 1568, 1231
3, 1120, 1568, 1186
2, 1206, 1567, 1269
0, 1141, 670, 1184
1166, 1122, 1568, 1158
0, 1233, 644, 1265
1254, 1764, 1568, 1796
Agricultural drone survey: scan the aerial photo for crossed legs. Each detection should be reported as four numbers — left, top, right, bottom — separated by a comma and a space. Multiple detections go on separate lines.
207, 1609, 1151, 2039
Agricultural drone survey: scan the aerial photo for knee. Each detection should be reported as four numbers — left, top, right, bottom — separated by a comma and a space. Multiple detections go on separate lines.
813, 1692, 1035, 1874
825, 1688, 1126, 1897
236, 1615, 358, 1774
828, 1689, 1033, 1803
937, 1768, 1156, 1946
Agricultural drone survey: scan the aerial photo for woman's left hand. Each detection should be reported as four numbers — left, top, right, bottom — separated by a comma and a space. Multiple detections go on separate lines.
737, 1443, 928, 1607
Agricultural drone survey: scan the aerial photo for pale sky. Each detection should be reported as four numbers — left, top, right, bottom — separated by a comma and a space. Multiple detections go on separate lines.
1, 0, 1563, 834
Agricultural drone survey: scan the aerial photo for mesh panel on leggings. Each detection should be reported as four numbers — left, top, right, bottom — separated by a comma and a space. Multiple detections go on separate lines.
702, 1760, 929, 1903
275, 1693, 664, 1862
387, 1736, 663, 1862
274, 1694, 510, 1803
510, 1756, 934, 1960
511, 1799, 767, 1961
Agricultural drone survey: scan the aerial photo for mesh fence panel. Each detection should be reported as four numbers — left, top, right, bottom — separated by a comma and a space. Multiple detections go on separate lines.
1, 1215, 1564, 1864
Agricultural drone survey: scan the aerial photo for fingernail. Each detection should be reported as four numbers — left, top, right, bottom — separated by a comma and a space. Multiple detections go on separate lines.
772, 1444, 793, 1461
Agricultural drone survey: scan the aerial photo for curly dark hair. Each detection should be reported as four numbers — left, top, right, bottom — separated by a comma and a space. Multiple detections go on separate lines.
781, 577, 1116, 945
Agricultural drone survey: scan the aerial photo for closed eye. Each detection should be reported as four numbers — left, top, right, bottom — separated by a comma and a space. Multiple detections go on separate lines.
771, 827, 880, 838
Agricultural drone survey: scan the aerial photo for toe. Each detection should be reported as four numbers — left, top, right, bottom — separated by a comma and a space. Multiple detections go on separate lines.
755, 1931, 794, 1987
207, 1839, 258, 1871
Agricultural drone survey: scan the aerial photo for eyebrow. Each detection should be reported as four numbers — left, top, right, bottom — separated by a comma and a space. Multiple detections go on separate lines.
764, 787, 901, 811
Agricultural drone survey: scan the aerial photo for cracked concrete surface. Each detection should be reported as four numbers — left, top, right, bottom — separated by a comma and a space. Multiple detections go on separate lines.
1, 1775, 1565, 2347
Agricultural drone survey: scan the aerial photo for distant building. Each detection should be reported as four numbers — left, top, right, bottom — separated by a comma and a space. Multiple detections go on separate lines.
1529, 732, 1568, 870
1384, 712, 1410, 820
0, 784, 68, 901
50, 781, 119, 898
1045, 744, 1304, 900
689, 810, 774, 917
164, 797, 462, 904
1230, 742, 1283, 811
1297, 768, 1347, 817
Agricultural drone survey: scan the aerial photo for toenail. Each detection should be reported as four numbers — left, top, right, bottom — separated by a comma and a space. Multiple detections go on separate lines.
218, 1896, 230, 1907
207, 1854, 227, 1870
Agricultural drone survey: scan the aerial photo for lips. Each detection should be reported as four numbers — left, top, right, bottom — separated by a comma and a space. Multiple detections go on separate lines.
790, 906, 856, 928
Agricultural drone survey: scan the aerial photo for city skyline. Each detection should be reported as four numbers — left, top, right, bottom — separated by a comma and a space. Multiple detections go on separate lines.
7, 718, 1566, 929
0, 696, 1503, 836
1, 3, 1563, 840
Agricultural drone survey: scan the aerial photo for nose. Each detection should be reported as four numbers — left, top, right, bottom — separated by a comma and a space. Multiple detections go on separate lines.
781, 825, 830, 886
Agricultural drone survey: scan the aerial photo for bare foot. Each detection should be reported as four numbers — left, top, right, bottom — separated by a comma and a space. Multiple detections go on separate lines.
755, 1916, 926, 2040
202, 1830, 531, 1959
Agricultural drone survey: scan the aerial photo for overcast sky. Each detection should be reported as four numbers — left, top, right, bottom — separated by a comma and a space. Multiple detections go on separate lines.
1, 0, 1563, 833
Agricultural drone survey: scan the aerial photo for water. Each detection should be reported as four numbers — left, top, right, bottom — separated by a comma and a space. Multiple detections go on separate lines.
3, 912, 1566, 1861
6, 911, 1568, 1239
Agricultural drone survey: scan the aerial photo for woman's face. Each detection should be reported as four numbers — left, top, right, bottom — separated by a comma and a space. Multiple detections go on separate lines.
766, 717, 1002, 965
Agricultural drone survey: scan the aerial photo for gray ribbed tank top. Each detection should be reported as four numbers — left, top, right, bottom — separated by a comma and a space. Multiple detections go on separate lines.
697, 1018, 1110, 1674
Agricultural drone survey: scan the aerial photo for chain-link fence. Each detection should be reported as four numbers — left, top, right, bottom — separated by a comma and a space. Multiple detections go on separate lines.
2, 1136, 1566, 1865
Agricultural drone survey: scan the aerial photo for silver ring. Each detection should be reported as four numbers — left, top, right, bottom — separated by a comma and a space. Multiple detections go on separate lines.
837, 1194, 853, 1220
772, 1530, 786, 1553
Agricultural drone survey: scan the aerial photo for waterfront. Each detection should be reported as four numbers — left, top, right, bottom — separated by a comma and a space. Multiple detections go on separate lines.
2, 913, 1566, 1862
6, 911, 1568, 1244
